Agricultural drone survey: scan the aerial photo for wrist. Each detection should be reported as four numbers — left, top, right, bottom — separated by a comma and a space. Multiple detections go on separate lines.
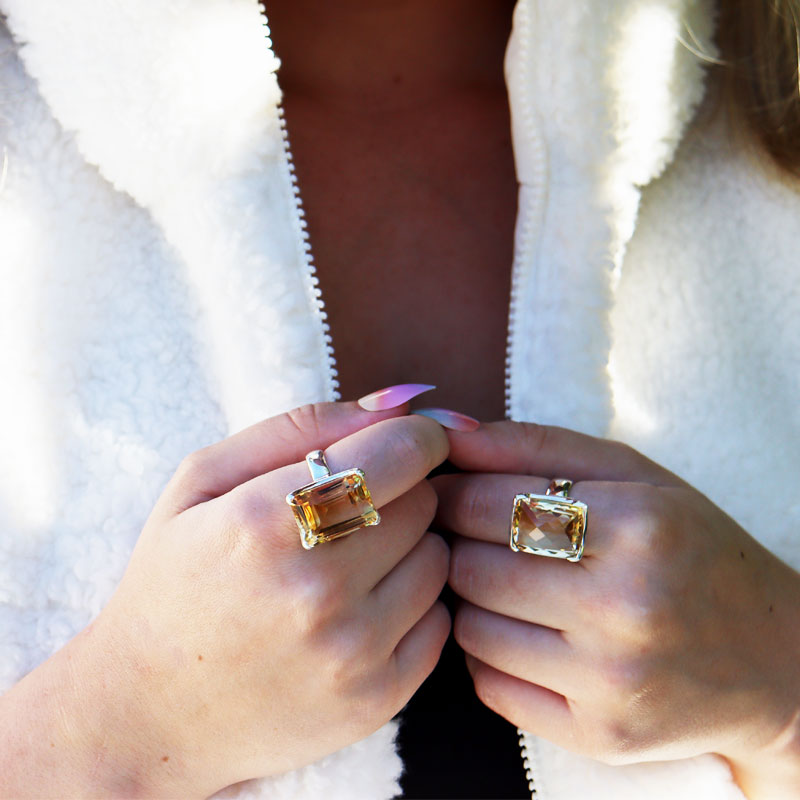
726, 747, 800, 800
0, 621, 208, 799
719, 558, 800, 798
722, 708, 800, 798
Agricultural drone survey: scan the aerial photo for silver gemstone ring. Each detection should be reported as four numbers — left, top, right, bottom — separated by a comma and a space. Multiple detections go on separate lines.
509, 478, 587, 562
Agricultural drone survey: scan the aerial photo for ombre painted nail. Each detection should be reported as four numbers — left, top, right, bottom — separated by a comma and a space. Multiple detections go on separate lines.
412, 408, 481, 432
357, 383, 436, 411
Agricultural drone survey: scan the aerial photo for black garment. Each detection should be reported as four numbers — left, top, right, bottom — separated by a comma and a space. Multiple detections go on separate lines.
396, 461, 530, 800
396, 588, 531, 800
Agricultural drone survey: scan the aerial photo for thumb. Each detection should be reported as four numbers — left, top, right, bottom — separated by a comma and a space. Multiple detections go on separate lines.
445, 420, 684, 486
157, 400, 409, 517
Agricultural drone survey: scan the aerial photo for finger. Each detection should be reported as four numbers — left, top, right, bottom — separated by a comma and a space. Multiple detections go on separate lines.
465, 655, 578, 750
319, 482, 439, 597
449, 537, 585, 631
161, 400, 409, 514
444, 421, 686, 487
455, 602, 581, 699
434, 473, 663, 562
274, 411, 447, 516
209, 414, 449, 557
369, 532, 450, 653
276, 413, 448, 508
389, 602, 451, 712
433, 472, 551, 545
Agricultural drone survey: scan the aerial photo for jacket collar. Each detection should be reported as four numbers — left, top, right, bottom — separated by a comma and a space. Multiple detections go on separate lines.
504, 0, 715, 432
2, 0, 335, 433
1, 0, 715, 434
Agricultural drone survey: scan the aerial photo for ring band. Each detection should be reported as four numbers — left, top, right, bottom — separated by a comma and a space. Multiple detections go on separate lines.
286, 450, 380, 549
509, 478, 587, 562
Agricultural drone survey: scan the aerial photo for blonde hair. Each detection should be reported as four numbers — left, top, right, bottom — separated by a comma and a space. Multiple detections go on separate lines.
715, 0, 800, 176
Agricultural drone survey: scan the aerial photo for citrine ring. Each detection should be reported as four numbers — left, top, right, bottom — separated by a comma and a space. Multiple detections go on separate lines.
510, 478, 587, 562
286, 450, 380, 550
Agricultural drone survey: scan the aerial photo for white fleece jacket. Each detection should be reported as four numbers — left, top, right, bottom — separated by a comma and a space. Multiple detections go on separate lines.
0, 0, 797, 798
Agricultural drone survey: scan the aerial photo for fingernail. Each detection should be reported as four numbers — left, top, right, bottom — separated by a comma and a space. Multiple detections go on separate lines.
357, 383, 436, 411
412, 408, 480, 432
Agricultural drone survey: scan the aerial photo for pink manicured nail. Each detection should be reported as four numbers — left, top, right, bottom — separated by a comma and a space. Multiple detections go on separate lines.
412, 408, 480, 432
357, 383, 436, 411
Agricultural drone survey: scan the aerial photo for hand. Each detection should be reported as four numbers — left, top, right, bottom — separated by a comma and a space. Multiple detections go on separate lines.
433, 421, 800, 798
0, 401, 450, 798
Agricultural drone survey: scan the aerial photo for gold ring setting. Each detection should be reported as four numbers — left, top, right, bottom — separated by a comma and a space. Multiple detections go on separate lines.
286, 450, 380, 550
510, 478, 587, 562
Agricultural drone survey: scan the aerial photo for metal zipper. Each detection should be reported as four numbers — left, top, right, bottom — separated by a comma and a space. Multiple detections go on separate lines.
519, 730, 544, 798
259, 8, 341, 403
260, 1, 543, 794
504, 0, 545, 425
504, 2, 548, 798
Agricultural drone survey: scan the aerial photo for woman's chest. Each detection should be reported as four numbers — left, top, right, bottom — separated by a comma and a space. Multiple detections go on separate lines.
282, 92, 519, 421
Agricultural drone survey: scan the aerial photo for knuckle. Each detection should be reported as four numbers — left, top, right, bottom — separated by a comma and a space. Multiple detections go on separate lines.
582, 708, 643, 767
384, 423, 428, 471
503, 558, 531, 600
460, 477, 493, 528
173, 447, 214, 490
590, 718, 644, 765
409, 412, 450, 459
471, 666, 504, 717
398, 414, 449, 471
613, 587, 669, 642
448, 539, 477, 596
630, 515, 662, 555
587, 681, 666, 764
282, 568, 350, 639
284, 403, 324, 439
226, 486, 273, 536
453, 604, 479, 652
597, 654, 649, 702
616, 486, 672, 554
607, 439, 641, 469
520, 422, 549, 458
219, 489, 282, 564
301, 572, 348, 628
319, 620, 379, 688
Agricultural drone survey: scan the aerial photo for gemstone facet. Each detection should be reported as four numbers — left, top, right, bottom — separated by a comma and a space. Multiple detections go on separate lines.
510, 492, 587, 561
286, 469, 380, 549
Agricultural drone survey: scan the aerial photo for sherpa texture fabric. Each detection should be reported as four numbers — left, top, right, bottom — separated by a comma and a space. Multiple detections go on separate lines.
0, 0, 796, 797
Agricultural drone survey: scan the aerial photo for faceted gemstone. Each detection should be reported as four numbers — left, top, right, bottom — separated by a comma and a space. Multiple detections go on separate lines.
287, 469, 380, 549
510, 494, 587, 561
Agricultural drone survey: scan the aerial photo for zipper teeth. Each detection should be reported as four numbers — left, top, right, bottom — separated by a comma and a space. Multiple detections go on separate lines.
503, 0, 526, 422
505, 0, 547, 426
504, 165, 546, 420
261, 11, 341, 403
506, 3, 546, 797
504, 215, 527, 420
263, 2, 540, 788
277, 106, 341, 401
504, 0, 538, 422
519, 731, 542, 798
520, 734, 537, 799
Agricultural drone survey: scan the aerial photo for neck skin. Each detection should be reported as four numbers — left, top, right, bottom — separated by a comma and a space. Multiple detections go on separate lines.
264, 0, 517, 110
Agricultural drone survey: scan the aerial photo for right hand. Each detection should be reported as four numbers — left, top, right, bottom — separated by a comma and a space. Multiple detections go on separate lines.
66, 401, 451, 796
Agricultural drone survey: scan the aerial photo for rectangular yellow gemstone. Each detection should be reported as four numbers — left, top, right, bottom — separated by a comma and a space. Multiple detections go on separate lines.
510, 493, 587, 561
286, 469, 380, 549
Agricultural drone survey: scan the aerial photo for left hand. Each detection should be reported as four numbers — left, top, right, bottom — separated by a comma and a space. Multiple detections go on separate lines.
432, 420, 800, 791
